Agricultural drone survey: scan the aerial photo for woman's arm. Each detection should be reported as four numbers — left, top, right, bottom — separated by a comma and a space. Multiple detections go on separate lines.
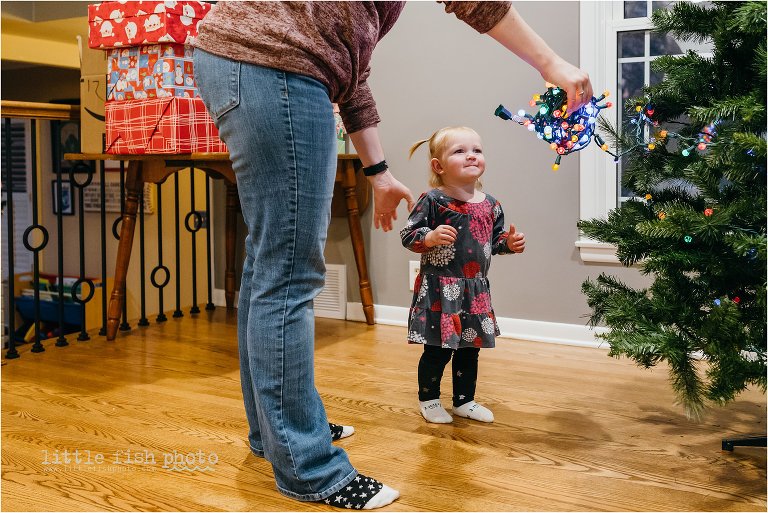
349, 126, 415, 232
487, 5, 593, 113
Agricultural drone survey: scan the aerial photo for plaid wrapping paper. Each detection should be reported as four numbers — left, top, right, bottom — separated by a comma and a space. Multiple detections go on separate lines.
105, 98, 227, 154
107, 43, 198, 101
89, 1, 212, 49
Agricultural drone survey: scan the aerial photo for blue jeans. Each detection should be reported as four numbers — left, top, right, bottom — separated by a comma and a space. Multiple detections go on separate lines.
193, 49, 357, 501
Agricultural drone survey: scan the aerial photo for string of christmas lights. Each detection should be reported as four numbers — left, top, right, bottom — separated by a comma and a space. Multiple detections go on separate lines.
494, 84, 612, 170
611, 102, 721, 160
494, 87, 723, 169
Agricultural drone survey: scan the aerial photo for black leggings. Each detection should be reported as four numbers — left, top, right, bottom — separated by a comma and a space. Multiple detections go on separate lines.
417, 345, 480, 407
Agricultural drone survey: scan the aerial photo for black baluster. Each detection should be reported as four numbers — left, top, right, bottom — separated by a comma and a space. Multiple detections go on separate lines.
53, 127, 67, 347
98, 161, 108, 337
173, 173, 183, 318
118, 161, 130, 332
204, 174, 215, 311
153, 182, 168, 323
4, 118, 19, 359
27, 120, 47, 353
137, 186, 149, 326
187, 167, 200, 315
71, 163, 94, 342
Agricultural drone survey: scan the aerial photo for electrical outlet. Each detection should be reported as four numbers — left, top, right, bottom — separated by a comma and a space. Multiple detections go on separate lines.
409, 260, 420, 291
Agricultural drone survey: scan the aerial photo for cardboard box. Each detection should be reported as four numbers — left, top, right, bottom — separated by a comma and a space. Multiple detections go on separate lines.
105, 97, 226, 154
78, 34, 108, 75
89, 1, 212, 49
80, 74, 107, 153
107, 43, 198, 101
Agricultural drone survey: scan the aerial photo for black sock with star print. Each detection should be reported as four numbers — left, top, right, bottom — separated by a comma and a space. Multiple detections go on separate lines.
329, 422, 353, 441
320, 474, 385, 509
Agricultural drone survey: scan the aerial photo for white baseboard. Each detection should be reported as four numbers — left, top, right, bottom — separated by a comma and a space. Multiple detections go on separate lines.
212, 288, 232, 308
211, 292, 607, 349
346, 302, 608, 349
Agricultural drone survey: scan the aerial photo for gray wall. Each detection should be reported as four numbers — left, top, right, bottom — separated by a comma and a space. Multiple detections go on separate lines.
324, 1, 645, 326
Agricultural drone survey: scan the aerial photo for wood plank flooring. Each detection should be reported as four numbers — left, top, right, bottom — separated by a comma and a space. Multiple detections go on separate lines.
2, 309, 765, 511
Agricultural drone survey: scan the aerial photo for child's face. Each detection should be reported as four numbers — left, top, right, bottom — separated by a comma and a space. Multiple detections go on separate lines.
432, 131, 485, 187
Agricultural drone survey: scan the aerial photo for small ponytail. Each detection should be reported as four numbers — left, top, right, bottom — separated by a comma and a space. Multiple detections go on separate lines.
408, 138, 430, 159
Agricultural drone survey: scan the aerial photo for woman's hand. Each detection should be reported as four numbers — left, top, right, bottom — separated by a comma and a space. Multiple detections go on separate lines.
540, 56, 594, 113
369, 170, 415, 232
425, 225, 458, 248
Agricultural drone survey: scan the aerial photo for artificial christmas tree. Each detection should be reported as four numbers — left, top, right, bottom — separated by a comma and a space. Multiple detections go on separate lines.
578, 1, 766, 420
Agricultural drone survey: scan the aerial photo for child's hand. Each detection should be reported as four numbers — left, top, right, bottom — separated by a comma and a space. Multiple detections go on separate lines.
425, 225, 458, 248
507, 224, 526, 253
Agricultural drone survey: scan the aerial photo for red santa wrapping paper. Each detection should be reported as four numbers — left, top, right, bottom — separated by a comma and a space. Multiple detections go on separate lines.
89, 1, 212, 49
105, 97, 227, 154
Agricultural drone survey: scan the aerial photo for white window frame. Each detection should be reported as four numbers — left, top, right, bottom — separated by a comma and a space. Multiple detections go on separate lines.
577, 1, 655, 263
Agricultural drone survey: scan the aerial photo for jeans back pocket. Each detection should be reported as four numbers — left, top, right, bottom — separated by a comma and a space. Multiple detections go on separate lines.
193, 49, 241, 120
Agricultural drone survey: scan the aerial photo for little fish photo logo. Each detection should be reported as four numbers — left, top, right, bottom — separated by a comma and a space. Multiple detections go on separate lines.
41, 448, 218, 473
162, 449, 218, 472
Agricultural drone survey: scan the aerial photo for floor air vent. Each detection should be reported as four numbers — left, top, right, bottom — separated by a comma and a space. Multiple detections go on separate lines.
315, 264, 346, 319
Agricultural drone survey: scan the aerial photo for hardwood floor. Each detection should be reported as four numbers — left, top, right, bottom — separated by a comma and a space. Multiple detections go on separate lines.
2, 309, 765, 511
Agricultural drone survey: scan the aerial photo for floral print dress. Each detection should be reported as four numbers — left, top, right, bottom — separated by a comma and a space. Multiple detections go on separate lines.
400, 189, 513, 349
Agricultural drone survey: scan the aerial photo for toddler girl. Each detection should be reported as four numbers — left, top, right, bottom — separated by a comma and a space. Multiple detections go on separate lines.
400, 126, 526, 424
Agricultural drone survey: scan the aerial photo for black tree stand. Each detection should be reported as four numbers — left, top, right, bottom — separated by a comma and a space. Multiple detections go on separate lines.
722, 436, 767, 451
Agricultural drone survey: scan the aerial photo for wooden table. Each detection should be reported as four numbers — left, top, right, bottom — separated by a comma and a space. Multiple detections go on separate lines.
64, 153, 375, 341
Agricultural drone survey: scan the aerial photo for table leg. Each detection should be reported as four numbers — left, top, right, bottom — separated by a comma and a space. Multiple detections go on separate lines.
106, 161, 143, 340
225, 183, 238, 309
341, 160, 374, 324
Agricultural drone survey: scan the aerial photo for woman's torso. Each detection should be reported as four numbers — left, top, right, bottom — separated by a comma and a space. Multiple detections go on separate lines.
193, 1, 405, 105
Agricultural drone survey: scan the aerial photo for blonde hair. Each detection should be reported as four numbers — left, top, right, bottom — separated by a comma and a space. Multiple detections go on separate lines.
409, 126, 482, 188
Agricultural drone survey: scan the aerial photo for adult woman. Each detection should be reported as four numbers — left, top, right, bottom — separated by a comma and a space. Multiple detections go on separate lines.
193, 2, 592, 508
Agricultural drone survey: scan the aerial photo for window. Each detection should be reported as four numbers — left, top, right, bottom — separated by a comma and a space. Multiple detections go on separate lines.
1, 119, 33, 279
577, 1, 713, 263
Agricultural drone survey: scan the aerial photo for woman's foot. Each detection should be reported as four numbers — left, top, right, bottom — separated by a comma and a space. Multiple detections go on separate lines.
453, 401, 494, 422
329, 422, 355, 441
320, 474, 399, 509
419, 399, 453, 423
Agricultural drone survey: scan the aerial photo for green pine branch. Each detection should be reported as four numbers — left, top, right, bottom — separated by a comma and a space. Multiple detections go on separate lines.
580, 1, 766, 418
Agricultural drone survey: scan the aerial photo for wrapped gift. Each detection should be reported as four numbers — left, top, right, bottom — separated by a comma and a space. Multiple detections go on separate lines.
89, 1, 212, 49
105, 98, 227, 154
107, 43, 197, 101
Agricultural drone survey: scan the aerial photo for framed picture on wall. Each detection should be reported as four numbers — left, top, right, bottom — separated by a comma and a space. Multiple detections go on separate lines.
51, 179, 75, 216
51, 120, 80, 173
